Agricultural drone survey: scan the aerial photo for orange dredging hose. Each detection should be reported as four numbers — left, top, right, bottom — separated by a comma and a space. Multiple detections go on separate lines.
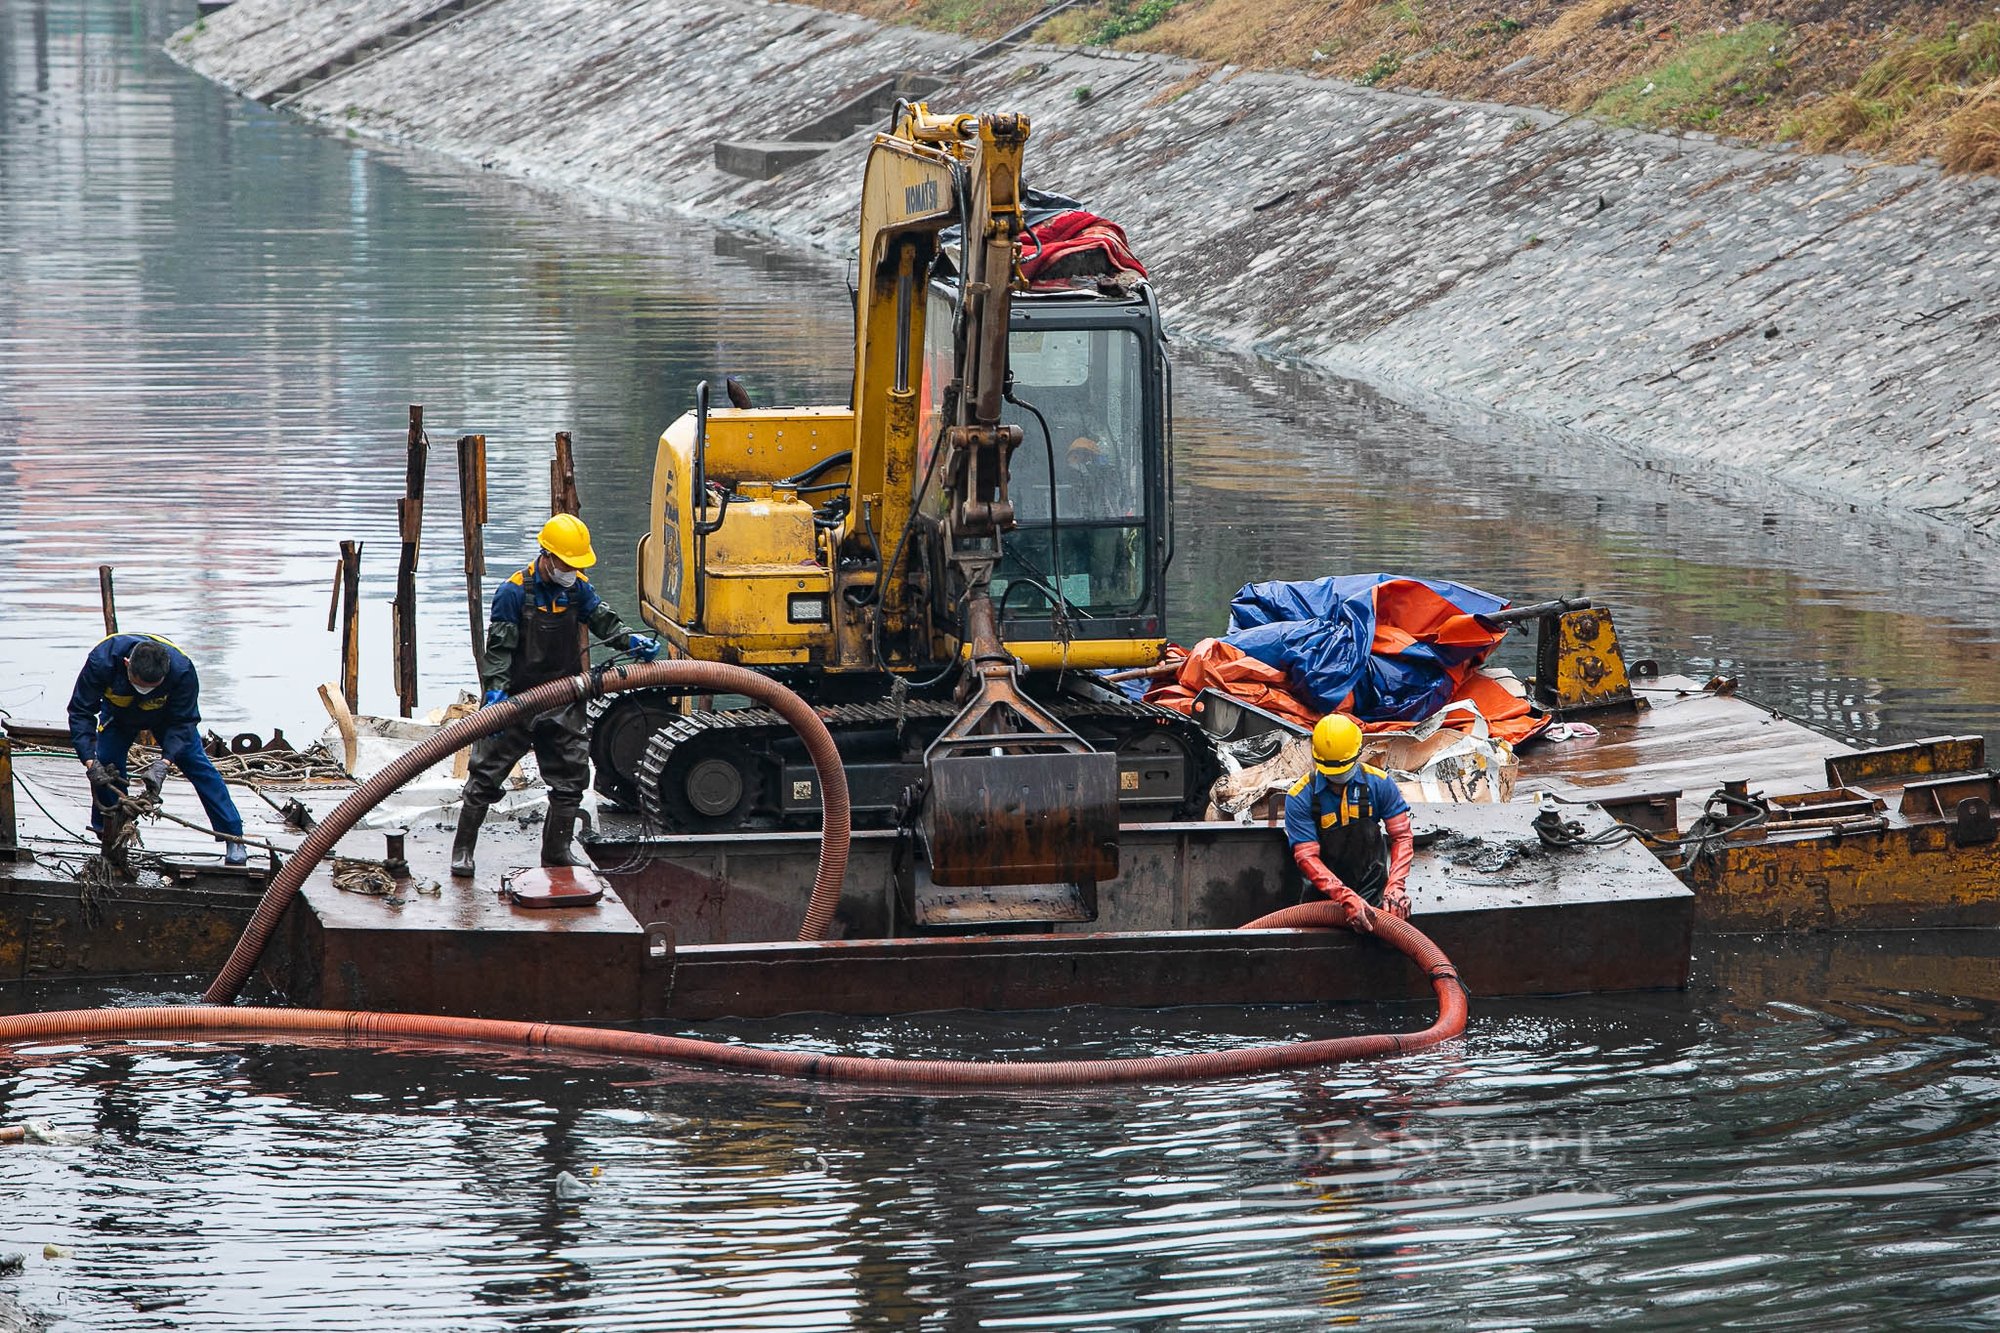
1, 905, 1465, 1088
202, 661, 854, 1004
28, 656, 1465, 1088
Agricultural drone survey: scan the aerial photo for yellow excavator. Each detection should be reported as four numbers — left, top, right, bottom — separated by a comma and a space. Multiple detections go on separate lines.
588, 104, 1216, 892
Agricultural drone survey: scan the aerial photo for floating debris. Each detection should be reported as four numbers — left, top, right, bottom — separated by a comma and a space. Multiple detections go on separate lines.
0, 1121, 95, 1147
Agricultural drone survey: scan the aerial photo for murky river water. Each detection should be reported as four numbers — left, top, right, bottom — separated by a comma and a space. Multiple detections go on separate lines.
3, 2, 1999, 1329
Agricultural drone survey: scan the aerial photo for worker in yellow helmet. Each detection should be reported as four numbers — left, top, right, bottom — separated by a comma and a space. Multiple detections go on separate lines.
1283, 713, 1415, 931
451, 513, 659, 877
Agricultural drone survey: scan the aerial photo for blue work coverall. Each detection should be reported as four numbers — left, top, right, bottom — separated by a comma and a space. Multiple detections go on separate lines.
1283, 764, 1412, 906
67, 633, 243, 839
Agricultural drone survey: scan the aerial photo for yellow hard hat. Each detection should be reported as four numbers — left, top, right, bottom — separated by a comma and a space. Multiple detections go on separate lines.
538, 513, 597, 569
1311, 713, 1363, 777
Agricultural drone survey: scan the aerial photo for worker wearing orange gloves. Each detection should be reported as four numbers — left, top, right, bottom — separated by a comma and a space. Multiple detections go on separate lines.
1283, 714, 1415, 930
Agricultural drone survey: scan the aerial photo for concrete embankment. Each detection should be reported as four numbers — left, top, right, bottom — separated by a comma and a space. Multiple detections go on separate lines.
173, 0, 2000, 536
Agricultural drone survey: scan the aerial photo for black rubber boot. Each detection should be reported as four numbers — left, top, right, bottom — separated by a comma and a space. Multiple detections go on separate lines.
541, 801, 579, 868
450, 804, 486, 878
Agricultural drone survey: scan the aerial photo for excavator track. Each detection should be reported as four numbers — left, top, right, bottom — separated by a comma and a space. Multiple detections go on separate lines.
587, 689, 692, 809
625, 692, 1221, 834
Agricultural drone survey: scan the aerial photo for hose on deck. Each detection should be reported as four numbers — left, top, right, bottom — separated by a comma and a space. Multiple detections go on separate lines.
202, 661, 853, 1004
2, 903, 1464, 1088
27, 658, 1467, 1087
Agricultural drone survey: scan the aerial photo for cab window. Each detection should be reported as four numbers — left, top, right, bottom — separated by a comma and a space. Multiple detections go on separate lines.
996, 325, 1149, 618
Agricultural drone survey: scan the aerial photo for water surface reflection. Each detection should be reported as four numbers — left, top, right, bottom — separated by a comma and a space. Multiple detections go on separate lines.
3, 938, 1997, 1330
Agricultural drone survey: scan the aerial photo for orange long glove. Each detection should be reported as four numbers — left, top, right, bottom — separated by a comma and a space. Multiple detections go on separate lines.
1291, 841, 1374, 933
1382, 812, 1415, 921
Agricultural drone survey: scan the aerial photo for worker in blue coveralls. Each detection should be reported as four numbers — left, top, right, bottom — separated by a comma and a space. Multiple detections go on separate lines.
68, 633, 247, 865
451, 513, 660, 878
1284, 714, 1415, 931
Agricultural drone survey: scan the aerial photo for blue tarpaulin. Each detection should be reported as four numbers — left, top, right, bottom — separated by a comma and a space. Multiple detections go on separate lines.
1222, 574, 1510, 721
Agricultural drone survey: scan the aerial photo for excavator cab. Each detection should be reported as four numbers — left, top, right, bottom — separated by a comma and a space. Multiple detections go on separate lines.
992, 299, 1169, 647
920, 220, 1174, 670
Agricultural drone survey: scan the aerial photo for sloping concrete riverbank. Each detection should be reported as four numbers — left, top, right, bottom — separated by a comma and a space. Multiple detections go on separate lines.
173, 0, 2000, 536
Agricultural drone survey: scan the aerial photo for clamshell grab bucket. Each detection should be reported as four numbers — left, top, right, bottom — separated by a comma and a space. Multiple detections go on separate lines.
921, 746, 1119, 887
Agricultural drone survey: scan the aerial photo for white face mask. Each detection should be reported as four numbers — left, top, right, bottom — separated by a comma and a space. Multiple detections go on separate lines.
128, 674, 161, 696
544, 561, 578, 588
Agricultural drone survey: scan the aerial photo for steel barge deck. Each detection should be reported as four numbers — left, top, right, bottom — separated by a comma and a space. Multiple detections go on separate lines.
3, 673, 1991, 1020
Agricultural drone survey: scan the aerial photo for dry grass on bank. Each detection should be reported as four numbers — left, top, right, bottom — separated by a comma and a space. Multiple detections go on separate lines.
812, 0, 2000, 173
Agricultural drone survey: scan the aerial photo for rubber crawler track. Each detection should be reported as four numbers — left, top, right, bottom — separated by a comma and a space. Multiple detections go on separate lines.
201, 662, 853, 1004
2, 905, 1463, 1088
626, 691, 1222, 831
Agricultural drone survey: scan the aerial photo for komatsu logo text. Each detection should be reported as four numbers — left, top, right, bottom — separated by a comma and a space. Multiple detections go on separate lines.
903, 179, 939, 214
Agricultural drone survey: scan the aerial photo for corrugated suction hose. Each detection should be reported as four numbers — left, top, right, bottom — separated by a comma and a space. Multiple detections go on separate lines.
202, 661, 853, 1004
6, 903, 1464, 1087
32, 659, 1463, 1087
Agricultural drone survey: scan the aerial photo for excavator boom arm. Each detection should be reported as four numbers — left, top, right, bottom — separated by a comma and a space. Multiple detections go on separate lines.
851, 106, 1120, 890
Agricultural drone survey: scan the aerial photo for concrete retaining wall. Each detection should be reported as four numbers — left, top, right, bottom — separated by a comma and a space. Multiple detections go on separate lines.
173, 0, 2000, 536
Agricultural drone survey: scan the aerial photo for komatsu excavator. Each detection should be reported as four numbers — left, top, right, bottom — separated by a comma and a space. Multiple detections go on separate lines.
590, 104, 1216, 892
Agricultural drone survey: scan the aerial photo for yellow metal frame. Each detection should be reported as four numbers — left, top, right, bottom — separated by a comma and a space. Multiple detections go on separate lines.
1540, 608, 1634, 711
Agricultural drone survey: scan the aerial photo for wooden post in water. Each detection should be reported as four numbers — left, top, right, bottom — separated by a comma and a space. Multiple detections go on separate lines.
334, 541, 363, 715
391, 405, 428, 718
97, 566, 118, 636
551, 431, 580, 516
457, 433, 488, 677
0, 733, 19, 863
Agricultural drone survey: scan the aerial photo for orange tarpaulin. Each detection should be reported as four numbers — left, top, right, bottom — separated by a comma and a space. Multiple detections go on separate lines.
1145, 640, 1320, 728
1145, 574, 1553, 748
1147, 640, 1548, 747
1368, 578, 1504, 661
1146, 637, 1549, 749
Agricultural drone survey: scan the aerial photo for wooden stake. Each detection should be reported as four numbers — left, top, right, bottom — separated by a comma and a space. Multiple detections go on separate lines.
326, 555, 344, 633
457, 433, 488, 680
97, 566, 118, 636
391, 405, 428, 718
440, 697, 479, 780
337, 540, 362, 715
551, 430, 580, 516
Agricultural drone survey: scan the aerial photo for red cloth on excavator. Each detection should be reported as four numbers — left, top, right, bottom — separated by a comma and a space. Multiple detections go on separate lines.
1019, 210, 1147, 286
